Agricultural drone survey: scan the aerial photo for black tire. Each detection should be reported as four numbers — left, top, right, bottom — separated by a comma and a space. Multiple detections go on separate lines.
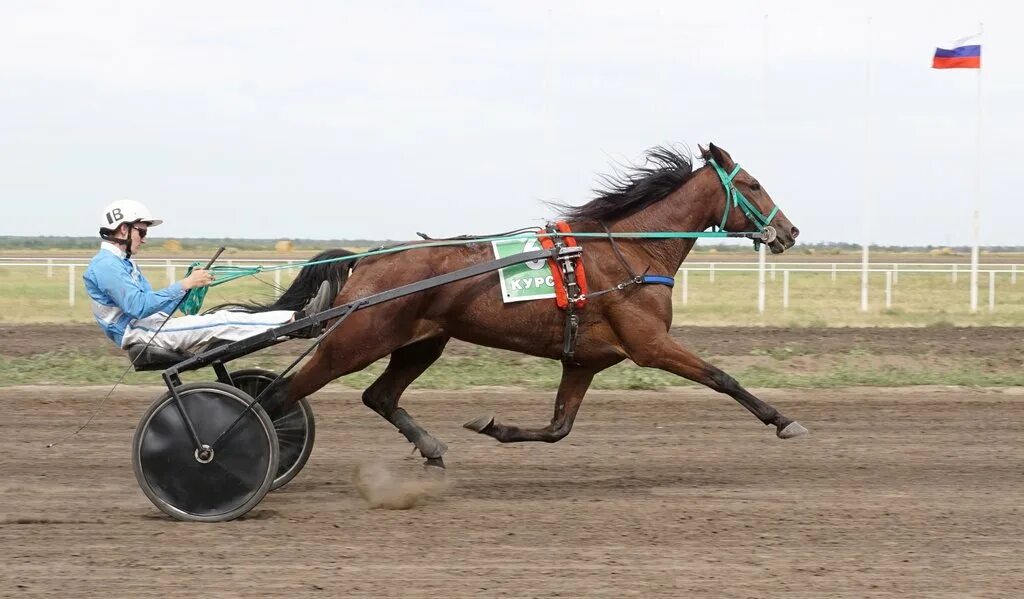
229, 368, 316, 491
132, 382, 279, 522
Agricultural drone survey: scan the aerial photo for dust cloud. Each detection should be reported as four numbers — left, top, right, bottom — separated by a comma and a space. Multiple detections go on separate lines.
352, 461, 452, 510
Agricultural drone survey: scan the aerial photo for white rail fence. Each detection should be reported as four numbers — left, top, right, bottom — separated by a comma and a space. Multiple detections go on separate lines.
1, 257, 1020, 313
673, 261, 1017, 313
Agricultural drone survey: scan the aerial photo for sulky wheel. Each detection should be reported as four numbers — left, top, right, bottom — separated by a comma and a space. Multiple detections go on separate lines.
229, 368, 316, 491
132, 382, 279, 522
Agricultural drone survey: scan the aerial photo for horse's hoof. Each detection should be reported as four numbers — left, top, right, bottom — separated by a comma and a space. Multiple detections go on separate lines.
777, 421, 809, 439
418, 438, 448, 459
424, 456, 446, 470
463, 415, 494, 433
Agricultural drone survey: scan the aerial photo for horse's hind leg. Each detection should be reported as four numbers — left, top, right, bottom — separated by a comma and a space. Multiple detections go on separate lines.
464, 364, 596, 443
630, 335, 808, 438
362, 337, 451, 467
261, 317, 398, 418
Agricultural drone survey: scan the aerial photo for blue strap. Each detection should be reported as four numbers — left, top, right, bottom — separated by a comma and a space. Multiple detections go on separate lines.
641, 275, 675, 288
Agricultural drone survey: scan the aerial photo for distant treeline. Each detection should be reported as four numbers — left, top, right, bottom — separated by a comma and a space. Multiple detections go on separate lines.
1, 236, 1022, 253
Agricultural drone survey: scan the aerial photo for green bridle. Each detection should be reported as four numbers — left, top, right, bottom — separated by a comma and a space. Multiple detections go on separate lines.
709, 159, 779, 235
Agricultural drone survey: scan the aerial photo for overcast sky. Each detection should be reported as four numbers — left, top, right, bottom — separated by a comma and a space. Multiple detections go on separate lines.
2, 1, 1020, 246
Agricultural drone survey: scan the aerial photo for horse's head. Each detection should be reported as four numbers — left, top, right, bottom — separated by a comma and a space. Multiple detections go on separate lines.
698, 143, 799, 254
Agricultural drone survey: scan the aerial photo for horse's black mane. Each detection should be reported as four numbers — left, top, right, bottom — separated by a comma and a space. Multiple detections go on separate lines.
556, 146, 697, 222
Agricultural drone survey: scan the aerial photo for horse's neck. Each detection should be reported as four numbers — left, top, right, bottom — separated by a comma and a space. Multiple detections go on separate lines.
610, 176, 718, 273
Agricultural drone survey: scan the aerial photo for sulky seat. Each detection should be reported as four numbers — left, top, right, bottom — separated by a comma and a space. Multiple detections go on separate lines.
126, 344, 193, 372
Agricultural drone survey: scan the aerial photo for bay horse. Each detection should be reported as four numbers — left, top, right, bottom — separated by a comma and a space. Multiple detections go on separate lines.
262, 143, 806, 467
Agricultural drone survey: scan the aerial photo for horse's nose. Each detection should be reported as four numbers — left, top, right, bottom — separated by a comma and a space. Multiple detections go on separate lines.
790, 227, 800, 239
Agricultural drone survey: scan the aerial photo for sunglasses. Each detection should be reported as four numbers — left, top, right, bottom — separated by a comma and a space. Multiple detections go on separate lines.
132, 226, 148, 239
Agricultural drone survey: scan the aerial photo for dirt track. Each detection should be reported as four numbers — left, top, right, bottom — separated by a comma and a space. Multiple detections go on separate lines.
2, 386, 1022, 597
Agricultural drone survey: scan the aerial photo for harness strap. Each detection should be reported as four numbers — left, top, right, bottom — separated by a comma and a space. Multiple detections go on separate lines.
542, 222, 586, 364
581, 224, 677, 302
561, 311, 581, 365
415, 226, 540, 241
641, 275, 675, 287
599, 220, 642, 281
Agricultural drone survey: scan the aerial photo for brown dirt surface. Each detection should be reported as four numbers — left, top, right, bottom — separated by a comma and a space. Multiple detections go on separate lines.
2, 386, 1022, 597
1, 323, 1021, 359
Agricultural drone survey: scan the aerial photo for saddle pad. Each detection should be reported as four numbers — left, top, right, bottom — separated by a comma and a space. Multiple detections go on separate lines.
492, 235, 557, 303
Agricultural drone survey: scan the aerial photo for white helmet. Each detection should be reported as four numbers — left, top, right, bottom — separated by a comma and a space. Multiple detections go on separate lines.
99, 200, 163, 235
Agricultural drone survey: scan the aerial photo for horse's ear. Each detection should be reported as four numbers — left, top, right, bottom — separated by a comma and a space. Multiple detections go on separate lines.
698, 144, 712, 161
707, 143, 734, 168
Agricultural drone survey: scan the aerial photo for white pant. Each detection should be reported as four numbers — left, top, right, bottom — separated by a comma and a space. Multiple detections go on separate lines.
121, 310, 296, 353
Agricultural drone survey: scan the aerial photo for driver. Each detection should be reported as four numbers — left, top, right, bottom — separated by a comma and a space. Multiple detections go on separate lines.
83, 200, 332, 354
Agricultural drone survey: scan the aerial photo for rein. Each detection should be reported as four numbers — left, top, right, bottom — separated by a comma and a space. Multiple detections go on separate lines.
180, 168, 786, 314
179, 228, 771, 314
191, 229, 771, 286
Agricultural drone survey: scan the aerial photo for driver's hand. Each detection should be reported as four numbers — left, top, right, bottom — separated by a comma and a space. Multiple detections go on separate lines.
182, 268, 215, 290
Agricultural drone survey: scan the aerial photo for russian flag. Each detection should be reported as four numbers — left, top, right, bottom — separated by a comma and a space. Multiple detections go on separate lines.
932, 44, 981, 69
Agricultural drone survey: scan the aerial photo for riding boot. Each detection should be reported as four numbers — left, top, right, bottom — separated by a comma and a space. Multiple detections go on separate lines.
290, 280, 334, 339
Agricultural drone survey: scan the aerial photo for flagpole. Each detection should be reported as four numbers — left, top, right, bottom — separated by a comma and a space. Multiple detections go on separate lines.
758, 12, 768, 314
861, 16, 872, 313
970, 21, 983, 313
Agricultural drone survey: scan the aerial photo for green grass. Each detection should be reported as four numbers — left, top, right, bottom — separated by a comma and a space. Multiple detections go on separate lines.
4, 348, 1023, 389
4, 252, 1023, 389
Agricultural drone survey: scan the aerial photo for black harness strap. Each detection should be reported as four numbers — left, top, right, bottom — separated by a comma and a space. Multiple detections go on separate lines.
582, 221, 678, 299
545, 223, 585, 365
600, 220, 640, 281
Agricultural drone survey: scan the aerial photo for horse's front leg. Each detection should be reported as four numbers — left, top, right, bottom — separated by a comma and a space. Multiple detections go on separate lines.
630, 335, 808, 439
464, 364, 595, 443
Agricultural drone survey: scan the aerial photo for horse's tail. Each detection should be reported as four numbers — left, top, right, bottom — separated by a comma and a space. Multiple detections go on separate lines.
204, 248, 355, 314
268, 248, 355, 311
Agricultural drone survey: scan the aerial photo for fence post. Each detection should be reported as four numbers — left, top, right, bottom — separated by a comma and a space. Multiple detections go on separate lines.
892, 263, 898, 285
681, 269, 689, 305
274, 269, 282, 297
885, 270, 893, 309
709, 263, 715, 283
758, 244, 766, 313
770, 263, 776, 282
989, 271, 995, 312
952, 264, 958, 284
1012, 264, 1017, 285
166, 259, 175, 285
782, 270, 790, 309
831, 263, 836, 282
68, 265, 75, 307
860, 249, 869, 313
47, 258, 54, 278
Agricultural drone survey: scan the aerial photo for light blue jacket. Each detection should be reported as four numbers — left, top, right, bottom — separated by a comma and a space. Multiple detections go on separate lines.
82, 243, 186, 346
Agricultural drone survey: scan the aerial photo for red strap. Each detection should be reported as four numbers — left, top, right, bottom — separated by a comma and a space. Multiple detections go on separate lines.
538, 221, 589, 310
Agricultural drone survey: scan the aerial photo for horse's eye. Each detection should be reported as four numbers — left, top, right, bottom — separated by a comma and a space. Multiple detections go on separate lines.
750, 182, 761, 191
